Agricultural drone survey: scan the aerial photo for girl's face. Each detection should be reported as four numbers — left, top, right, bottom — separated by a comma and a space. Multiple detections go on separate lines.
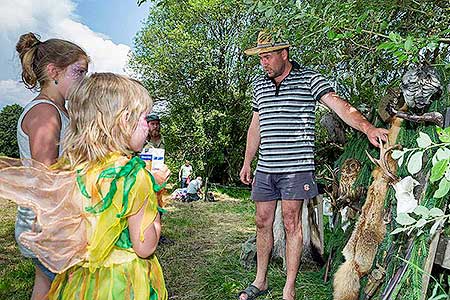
58, 58, 89, 98
130, 112, 150, 152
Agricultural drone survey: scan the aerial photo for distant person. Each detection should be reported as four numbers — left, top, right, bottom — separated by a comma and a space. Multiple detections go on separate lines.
15, 32, 89, 300
142, 113, 164, 149
178, 160, 193, 188
0, 73, 169, 299
186, 176, 203, 202
140, 112, 171, 244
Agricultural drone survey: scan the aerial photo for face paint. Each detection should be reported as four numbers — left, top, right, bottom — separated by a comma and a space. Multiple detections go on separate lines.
58, 58, 89, 99
65, 62, 88, 81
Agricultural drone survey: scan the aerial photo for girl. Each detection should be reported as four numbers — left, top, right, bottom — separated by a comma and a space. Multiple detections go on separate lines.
0, 73, 168, 299
15, 32, 89, 299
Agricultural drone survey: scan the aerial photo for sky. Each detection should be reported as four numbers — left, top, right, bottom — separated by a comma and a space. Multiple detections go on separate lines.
0, 0, 152, 109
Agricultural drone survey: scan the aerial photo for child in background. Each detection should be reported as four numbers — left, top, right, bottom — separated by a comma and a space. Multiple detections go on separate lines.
15, 32, 89, 299
0, 73, 168, 299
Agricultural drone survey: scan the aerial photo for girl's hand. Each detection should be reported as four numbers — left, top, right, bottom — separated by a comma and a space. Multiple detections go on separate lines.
151, 164, 170, 185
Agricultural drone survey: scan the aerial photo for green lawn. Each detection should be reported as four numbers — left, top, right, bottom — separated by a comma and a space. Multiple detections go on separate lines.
0, 187, 331, 300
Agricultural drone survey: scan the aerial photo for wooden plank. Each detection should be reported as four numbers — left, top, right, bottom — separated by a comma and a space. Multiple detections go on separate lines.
421, 229, 443, 300
434, 237, 450, 270
316, 195, 325, 255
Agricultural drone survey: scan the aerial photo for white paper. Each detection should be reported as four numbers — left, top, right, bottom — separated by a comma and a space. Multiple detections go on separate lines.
394, 176, 420, 214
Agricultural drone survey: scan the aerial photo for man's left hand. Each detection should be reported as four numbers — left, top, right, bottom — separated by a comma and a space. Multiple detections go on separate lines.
366, 126, 389, 148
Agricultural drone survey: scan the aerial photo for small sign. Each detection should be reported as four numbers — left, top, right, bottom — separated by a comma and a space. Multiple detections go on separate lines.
140, 148, 165, 171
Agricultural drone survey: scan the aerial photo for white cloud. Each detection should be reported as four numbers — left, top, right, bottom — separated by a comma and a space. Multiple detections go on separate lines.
0, 0, 132, 109
0, 80, 36, 107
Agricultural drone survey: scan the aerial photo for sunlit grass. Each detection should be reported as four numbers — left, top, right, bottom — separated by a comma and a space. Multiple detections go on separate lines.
0, 189, 331, 300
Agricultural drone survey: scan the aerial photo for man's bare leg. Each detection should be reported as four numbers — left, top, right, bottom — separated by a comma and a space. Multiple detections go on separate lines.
281, 200, 303, 300
239, 200, 277, 300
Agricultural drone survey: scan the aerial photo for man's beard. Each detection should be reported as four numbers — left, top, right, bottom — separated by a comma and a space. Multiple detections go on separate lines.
150, 130, 160, 138
266, 67, 283, 79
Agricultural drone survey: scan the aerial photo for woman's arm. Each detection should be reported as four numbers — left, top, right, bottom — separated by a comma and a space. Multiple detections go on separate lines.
22, 103, 61, 165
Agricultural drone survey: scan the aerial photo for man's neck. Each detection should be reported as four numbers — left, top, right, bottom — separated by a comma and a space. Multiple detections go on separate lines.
273, 61, 292, 86
150, 135, 161, 144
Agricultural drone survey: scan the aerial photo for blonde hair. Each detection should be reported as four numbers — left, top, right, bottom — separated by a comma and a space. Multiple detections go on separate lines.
16, 32, 89, 90
61, 73, 152, 169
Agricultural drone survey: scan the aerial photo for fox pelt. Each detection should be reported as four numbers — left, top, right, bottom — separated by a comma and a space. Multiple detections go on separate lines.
333, 157, 396, 300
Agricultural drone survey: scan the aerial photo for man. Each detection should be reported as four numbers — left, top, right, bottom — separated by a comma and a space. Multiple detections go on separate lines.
142, 113, 164, 150
238, 31, 388, 300
178, 160, 193, 188
185, 176, 202, 202
140, 112, 171, 245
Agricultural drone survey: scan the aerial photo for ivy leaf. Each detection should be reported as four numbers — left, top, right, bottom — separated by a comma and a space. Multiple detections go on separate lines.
429, 207, 444, 217
257, 1, 266, 12
391, 150, 404, 160
396, 213, 416, 226
436, 127, 450, 143
436, 147, 450, 160
413, 205, 429, 218
404, 36, 413, 51
416, 132, 432, 148
432, 148, 450, 166
430, 158, 449, 183
407, 151, 423, 175
377, 41, 396, 51
434, 178, 450, 199
415, 218, 427, 228
265, 7, 275, 18
388, 32, 401, 43
391, 227, 408, 235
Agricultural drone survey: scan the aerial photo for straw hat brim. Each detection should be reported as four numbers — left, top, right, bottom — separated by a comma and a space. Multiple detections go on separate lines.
244, 44, 290, 55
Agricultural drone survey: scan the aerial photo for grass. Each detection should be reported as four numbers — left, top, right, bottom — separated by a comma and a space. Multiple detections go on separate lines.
0, 187, 331, 300
0, 201, 34, 300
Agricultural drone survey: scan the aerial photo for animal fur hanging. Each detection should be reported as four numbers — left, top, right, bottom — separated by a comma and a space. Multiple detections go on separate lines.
333, 118, 402, 300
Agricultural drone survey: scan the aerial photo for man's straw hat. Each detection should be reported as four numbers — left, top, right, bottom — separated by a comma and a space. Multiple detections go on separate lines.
244, 31, 290, 55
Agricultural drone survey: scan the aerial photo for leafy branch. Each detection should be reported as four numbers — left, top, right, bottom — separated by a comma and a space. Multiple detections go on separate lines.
392, 128, 450, 199
392, 205, 448, 237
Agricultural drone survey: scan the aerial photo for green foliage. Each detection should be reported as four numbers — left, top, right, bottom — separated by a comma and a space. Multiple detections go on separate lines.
132, 1, 450, 183
245, 0, 450, 107
130, 0, 257, 183
0, 104, 23, 158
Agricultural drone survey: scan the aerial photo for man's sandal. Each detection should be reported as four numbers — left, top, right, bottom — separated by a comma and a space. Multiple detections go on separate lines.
237, 284, 269, 300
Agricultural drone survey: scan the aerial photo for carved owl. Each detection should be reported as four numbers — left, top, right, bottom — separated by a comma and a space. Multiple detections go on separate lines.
338, 158, 362, 199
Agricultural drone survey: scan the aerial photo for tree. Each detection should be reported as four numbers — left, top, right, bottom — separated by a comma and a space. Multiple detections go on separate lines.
0, 104, 23, 158
130, 0, 258, 183
244, 0, 450, 106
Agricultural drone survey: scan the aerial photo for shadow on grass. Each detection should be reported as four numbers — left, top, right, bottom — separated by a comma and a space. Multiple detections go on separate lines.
0, 189, 331, 300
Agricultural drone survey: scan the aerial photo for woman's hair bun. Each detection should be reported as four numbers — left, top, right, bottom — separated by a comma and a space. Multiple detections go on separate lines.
16, 32, 41, 59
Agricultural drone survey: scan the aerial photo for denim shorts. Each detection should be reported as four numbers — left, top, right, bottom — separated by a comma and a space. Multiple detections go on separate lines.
32, 258, 56, 281
251, 170, 318, 201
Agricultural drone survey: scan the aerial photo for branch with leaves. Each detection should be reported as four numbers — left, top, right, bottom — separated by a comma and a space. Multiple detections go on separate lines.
391, 128, 450, 237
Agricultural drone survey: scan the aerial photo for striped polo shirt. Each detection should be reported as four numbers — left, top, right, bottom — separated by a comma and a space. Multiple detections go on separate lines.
252, 61, 334, 173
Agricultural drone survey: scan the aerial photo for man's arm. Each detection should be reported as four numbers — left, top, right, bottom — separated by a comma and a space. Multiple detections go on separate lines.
240, 112, 260, 184
320, 92, 389, 147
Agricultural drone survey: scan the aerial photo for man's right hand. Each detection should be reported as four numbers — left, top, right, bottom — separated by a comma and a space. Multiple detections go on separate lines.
240, 164, 252, 185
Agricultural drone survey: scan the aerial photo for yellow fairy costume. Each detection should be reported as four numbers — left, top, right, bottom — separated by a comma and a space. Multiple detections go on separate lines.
0, 152, 167, 300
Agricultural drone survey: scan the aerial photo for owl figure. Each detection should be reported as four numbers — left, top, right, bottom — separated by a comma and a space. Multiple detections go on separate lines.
338, 158, 362, 203
401, 65, 442, 113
